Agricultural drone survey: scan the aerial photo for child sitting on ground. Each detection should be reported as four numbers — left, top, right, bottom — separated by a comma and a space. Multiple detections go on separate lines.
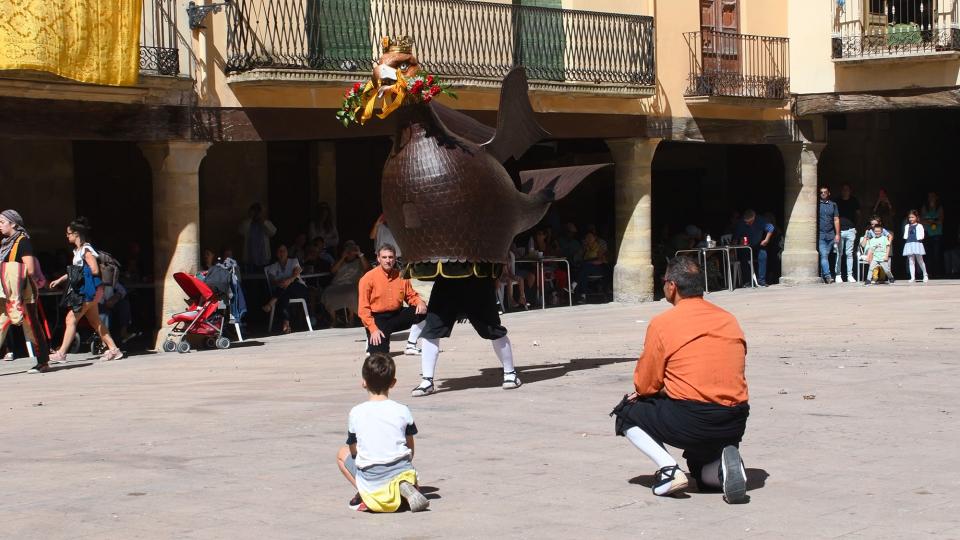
865, 224, 895, 285
336, 353, 429, 512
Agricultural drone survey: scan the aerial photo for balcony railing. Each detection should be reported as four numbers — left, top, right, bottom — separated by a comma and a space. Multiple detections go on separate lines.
831, 0, 960, 59
684, 30, 790, 100
224, 0, 655, 86
140, 0, 181, 76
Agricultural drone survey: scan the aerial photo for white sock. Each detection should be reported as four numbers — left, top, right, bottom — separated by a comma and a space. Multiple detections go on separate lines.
407, 321, 424, 345
917, 256, 928, 279
492, 336, 515, 374
700, 459, 722, 488
420, 338, 440, 379
909, 257, 916, 280
624, 427, 677, 469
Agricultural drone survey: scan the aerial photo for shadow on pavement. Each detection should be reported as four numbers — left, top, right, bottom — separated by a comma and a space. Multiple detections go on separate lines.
419, 485, 441, 500
0, 362, 94, 377
223, 340, 265, 349
439, 357, 636, 393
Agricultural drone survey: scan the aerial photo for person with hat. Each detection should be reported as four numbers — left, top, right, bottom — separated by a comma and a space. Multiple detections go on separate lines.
0, 209, 51, 373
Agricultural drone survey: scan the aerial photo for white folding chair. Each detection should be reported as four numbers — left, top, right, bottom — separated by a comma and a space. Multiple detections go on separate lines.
857, 240, 870, 282
264, 268, 313, 333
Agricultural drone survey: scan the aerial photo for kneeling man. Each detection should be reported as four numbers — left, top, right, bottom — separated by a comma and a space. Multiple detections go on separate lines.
358, 244, 427, 355
612, 256, 750, 503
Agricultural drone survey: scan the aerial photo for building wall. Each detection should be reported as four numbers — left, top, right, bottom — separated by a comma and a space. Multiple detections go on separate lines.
789, 0, 960, 95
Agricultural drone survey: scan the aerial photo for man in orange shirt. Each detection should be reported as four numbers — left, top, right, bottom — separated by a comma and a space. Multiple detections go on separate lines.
358, 244, 427, 355
611, 256, 750, 503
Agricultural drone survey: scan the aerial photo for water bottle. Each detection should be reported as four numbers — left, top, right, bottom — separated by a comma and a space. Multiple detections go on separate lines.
705, 234, 713, 248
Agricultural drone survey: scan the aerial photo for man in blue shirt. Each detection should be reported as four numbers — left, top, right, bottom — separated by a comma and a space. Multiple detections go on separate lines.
732, 209, 775, 286
818, 186, 841, 283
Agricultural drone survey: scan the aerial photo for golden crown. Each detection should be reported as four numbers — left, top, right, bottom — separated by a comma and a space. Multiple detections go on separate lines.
381, 35, 414, 54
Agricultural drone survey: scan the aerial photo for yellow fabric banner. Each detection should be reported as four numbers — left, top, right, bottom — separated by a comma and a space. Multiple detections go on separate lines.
0, 0, 143, 86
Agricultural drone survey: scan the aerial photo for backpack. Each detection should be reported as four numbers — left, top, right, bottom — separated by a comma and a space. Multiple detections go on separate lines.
97, 250, 122, 287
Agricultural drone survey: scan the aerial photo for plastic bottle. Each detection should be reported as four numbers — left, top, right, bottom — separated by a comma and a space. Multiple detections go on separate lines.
705, 234, 712, 248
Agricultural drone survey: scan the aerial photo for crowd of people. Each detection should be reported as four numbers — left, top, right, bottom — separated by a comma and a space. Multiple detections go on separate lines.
818, 186, 945, 284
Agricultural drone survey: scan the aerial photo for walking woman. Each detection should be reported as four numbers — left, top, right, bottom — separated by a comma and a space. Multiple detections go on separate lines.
47, 217, 123, 362
0, 210, 51, 373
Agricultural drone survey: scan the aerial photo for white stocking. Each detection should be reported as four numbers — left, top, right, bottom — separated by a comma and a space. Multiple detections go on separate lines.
491, 336, 515, 373
420, 338, 440, 379
408, 321, 424, 345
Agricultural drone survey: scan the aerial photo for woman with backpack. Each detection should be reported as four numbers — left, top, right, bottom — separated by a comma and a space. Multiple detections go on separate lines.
47, 217, 123, 362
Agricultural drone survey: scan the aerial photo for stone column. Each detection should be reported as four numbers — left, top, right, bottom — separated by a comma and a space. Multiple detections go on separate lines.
139, 141, 212, 349
606, 137, 661, 303
778, 142, 825, 286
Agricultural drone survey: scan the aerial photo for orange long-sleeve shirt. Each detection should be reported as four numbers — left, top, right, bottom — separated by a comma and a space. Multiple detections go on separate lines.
633, 297, 749, 406
357, 266, 423, 333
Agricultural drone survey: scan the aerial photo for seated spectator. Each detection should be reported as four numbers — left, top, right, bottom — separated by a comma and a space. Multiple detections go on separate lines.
290, 233, 309, 264
862, 216, 894, 245
575, 230, 609, 302
262, 244, 310, 334
556, 222, 583, 264
201, 248, 217, 272
497, 250, 528, 312
100, 281, 136, 344
732, 210, 775, 287
321, 240, 370, 326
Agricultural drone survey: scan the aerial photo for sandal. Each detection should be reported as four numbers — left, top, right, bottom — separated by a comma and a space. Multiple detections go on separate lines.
49, 351, 67, 364
502, 370, 523, 390
411, 377, 435, 397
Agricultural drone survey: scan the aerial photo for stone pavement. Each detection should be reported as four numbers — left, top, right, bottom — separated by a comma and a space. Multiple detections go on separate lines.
2, 281, 959, 539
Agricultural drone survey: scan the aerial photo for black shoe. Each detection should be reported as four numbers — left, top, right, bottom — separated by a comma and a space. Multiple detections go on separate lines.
27, 363, 51, 374
758, 281, 768, 287
720, 446, 748, 504
822, 276, 832, 284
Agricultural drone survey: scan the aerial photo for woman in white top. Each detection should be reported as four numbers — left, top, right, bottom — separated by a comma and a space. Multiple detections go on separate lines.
47, 217, 123, 362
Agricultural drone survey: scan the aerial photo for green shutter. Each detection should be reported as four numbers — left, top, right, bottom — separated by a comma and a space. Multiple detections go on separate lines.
514, 0, 565, 81
306, 0, 371, 71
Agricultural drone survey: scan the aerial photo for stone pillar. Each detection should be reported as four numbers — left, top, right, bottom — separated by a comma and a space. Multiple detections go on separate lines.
607, 137, 661, 303
778, 142, 825, 286
139, 141, 212, 349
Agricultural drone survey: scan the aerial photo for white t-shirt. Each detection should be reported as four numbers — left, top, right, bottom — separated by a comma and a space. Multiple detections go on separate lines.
73, 243, 98, 266
347, 399, 418, 469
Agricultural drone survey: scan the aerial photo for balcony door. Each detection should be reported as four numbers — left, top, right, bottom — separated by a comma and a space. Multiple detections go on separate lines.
513, 0, 565, 81
700, 0, 740, 75
306, 0, 371, 71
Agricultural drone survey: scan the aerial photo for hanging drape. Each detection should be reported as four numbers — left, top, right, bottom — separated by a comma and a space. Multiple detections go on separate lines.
0, 0, 143, 86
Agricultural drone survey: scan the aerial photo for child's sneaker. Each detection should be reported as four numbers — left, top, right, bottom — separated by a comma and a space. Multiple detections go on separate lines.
923, 276, 929, 283
399, 481, 429, 512
411, 377, 435, 397
347, 493, 368, 512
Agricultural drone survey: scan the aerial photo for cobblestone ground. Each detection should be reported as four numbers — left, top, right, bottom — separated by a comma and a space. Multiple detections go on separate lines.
2, 281, 959, 539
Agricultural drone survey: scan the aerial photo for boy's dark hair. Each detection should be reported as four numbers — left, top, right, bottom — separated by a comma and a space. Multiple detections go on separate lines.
362, 353, 396, 394
665, 255, 705, 298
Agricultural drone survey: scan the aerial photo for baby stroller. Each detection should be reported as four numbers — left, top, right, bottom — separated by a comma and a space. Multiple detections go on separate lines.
161, 271, 231, 353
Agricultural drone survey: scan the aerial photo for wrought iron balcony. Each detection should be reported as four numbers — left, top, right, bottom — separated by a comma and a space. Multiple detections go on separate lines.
684, 30, 789, 100
223, 0, 655, 88
140, 0, 181, 76
831, 0, 960, 60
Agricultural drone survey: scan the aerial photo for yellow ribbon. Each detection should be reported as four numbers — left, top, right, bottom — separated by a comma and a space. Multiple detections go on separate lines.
357, 71, 410, 124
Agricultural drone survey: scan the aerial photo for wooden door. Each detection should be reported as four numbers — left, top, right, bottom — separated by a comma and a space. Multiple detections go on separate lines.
700, 0, 740, 74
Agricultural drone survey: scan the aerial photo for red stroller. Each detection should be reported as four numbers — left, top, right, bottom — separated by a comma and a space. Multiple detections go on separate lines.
161, 272, 231, 353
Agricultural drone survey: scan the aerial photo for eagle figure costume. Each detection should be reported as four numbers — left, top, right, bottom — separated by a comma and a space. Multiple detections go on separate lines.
341, 36, 608, 396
